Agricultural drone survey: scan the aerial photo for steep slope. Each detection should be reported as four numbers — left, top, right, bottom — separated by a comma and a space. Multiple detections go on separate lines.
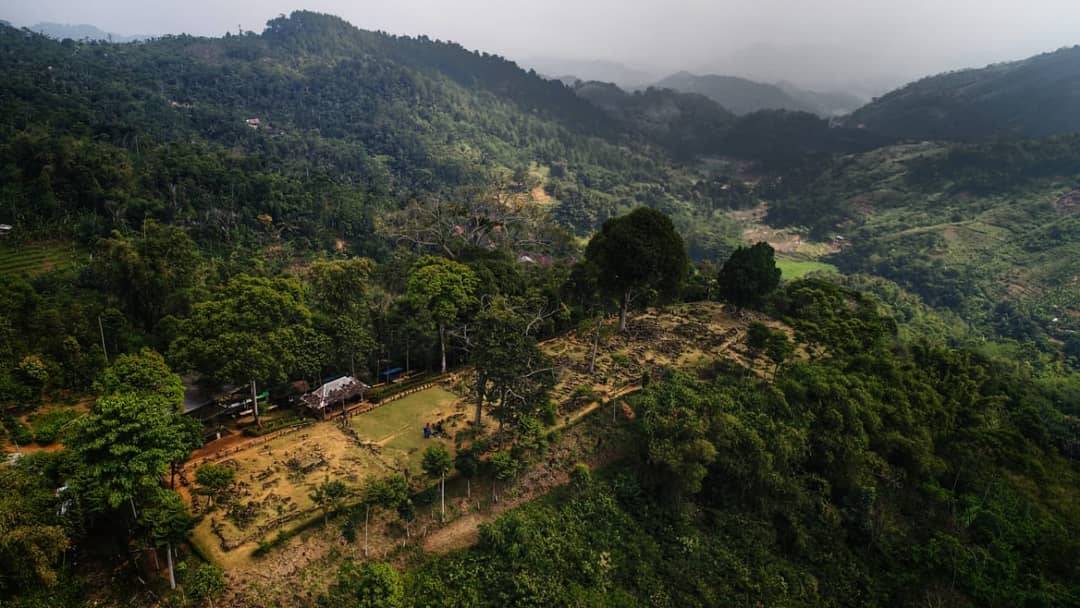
656, 71, 819, 115
847, 45, 1080, 140
766, 138, 1080, 346
0, 11, 710, 247
572, 81, 735, 159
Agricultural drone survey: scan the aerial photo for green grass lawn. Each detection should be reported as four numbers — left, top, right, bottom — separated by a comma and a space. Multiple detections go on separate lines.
777, 258, 839, 280
351, 386, 463, 472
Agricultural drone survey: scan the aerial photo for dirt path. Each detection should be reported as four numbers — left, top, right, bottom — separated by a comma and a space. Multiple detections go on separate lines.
418, 399, 636, 556
530, 185, 553, 204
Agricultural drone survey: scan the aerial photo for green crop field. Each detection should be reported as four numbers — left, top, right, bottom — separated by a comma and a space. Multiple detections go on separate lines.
777, 258, 839, 280
0, 242, 80, 277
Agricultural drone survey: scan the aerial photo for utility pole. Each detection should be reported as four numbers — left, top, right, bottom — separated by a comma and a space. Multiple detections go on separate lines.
97, 315, 109, 364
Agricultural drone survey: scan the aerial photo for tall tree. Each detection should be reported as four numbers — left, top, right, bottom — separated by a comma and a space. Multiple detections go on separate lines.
422, 444, 453, 522
716, 242, 782, 308
584, 207, 688, 331
563, 261, 611, 374
93, 348, 184, 408
405, 256, 479, 373
138, 488, 193, 589
471, 296, 555, 433
308, 257, 376, 316
362, 476, 409, 556
454, 449, 479, 499
68, 392, 196, 512
310, 477, 349, 527
168, 275, 319, 427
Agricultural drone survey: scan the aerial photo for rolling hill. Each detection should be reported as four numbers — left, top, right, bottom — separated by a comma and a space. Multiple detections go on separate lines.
847, 45, 1080, 140
0, 11, 727, 247
27, 22, 148, 43
765, 138, 1080, 346
571, 81, 735, 159
655, 71, 862, 116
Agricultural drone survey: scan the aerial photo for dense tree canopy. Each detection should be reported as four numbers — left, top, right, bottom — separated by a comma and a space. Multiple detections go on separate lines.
585, 207, 689, 330
716, 241, 782, 308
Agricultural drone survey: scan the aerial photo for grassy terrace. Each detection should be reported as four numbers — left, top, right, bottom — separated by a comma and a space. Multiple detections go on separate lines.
776, 257, 838, 280
0, 241, 81, 277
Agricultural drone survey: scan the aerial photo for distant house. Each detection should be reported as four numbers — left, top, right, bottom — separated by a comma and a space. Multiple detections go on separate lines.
0, 224, 12, 237
301, 376, 369, 419
245, 117, 261, 129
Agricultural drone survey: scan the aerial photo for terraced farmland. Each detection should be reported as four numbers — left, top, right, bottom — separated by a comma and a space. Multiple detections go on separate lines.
0, 242, 81, 277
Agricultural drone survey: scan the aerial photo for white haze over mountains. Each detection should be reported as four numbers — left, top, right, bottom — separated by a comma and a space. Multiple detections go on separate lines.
4, 0, 1080, 97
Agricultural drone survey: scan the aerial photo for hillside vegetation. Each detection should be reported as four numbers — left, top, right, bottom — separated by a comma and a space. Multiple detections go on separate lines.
0, 10, 1078, 608
657, 71, 830, 116
848, 45, 1080, 140
768, 140, 1080, 358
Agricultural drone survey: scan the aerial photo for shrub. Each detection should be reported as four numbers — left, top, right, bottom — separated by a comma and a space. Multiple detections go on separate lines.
27, 409, 81, 445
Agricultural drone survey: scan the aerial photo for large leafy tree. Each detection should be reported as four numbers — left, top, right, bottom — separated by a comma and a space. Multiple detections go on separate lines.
68, 392, 196, 512
309, 258, 379, 378
308, 257, 376, 316
584, 207, 688, 331
633, 372, 718, 499
168, 275, 319, 426
93, 348, 184, 407
716, 241, 782, 308
324, 561, 404, 608
471, 296, 554, 433
138, 488, 193, 590
405, 256, 479, 373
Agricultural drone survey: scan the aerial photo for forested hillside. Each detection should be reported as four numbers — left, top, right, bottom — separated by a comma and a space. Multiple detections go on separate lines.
848, 45, 1080, 140
0, 9, 1078, 608
766, 138, 1080, 360
0, 11, 739, 248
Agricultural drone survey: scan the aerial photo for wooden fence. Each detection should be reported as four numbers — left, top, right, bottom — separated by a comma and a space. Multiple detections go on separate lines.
184, 422, 312, 471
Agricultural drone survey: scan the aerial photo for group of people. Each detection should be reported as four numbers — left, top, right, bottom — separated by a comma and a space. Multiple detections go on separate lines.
423, 421, 447, 439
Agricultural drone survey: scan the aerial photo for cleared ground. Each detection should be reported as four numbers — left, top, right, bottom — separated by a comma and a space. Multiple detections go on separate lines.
543, 301, 793, 414
186, 385, 466, 568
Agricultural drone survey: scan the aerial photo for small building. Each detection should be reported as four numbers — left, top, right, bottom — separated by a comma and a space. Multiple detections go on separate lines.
301, 376, 369, 419
0, 224, 12, 237
379, 367, 405, 384
245, 117, 261, 129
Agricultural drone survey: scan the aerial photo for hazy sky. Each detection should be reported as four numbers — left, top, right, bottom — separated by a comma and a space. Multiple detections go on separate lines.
4, 0, 1080, 93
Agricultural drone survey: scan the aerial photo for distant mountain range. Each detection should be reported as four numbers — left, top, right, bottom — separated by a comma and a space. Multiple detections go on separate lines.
846, 45, 1080, 140
520, 57, 661, 89
27, 22, 148, 43
654, 72, 863, 117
